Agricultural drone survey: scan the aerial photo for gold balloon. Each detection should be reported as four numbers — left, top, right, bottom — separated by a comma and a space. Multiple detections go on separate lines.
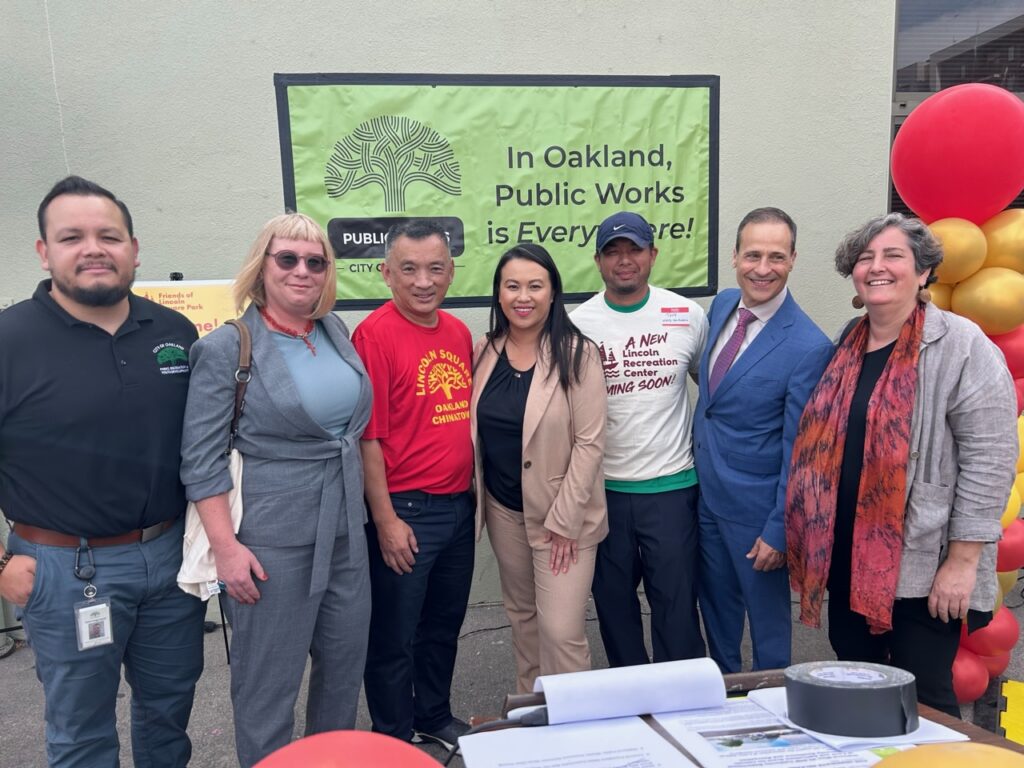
929, 282, 952, 310
951, 267, 1024, 335
878, 743, 1024, 767
1018, 416, 1024, 474
1015, 471, 1024, 501
930, 218, 987, 284
983, 209, 1024, 272
998, 568, 1018, 599
1002, 486, 1022, 528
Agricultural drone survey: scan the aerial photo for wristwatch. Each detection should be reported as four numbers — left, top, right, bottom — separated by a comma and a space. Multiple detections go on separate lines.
0, 551, 14, 577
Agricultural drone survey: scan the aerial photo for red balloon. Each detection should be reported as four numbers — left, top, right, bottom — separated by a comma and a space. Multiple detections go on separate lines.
891, 84, 1024, 224
254, 730, 442, 767
990, 326, 1024, 381
953, 647, 990, 703
978, 649, 1012, 679
963, 606, 1021, 657
998, 519, 1024, 572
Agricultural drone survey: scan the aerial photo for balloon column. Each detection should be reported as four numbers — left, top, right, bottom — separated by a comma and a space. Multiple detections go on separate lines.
891, 83, 1024, 705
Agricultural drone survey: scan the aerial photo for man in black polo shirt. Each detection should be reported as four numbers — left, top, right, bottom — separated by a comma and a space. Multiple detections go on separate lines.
0, 176, 205, 767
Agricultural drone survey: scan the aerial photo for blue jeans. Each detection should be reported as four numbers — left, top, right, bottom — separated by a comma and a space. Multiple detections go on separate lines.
363, 491, 474, 740
9, 519, 205, 768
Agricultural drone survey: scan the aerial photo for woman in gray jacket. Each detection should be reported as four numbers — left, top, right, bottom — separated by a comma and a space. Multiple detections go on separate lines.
787, 212, 1017, 717
180, 213, 372, 766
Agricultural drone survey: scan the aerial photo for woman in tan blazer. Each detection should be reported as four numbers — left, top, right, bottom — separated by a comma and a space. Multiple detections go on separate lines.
471, 243, 608, 692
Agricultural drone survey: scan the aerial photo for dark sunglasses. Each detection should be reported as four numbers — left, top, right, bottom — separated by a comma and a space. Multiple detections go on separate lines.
266, 250, 330, 274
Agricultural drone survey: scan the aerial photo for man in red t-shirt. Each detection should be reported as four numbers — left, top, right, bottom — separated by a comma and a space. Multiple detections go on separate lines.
353, 220, 474, 751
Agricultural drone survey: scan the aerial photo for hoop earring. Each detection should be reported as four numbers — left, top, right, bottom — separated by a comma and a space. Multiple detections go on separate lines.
851, 295, 865, 309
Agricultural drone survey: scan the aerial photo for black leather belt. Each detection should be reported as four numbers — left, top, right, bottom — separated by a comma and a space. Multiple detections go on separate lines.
390, 490, 471, 502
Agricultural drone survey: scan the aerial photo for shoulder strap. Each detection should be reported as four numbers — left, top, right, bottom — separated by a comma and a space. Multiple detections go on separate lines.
224, 319, 252, 451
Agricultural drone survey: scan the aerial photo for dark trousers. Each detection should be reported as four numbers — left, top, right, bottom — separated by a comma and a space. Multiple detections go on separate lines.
828, 593, 961, 718
592, 486, 705, 667
363, 491, 475, 740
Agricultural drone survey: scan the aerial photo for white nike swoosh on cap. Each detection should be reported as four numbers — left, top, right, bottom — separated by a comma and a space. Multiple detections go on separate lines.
612, 224, 626, 231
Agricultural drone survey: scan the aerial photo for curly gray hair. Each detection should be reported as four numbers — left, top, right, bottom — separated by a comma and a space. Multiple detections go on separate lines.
834, 212, 943, 286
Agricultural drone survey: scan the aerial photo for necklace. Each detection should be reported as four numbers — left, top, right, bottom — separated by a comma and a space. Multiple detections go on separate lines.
259, 307, 317, 355
504, 336, 537, 378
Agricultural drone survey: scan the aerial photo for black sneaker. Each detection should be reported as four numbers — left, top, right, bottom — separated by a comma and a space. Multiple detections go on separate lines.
412, 717, 471, 750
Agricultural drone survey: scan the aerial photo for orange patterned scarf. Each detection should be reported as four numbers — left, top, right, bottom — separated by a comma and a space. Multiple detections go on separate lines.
787, 303, 924, 634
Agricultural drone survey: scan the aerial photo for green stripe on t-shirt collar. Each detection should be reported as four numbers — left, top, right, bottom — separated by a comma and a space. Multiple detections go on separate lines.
603, 290, 651, 313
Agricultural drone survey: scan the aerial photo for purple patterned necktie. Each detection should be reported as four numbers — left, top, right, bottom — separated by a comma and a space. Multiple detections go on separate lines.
709, 308, 756, 396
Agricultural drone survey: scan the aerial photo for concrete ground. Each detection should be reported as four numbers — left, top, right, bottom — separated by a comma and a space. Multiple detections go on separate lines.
2, 587, 1023, 767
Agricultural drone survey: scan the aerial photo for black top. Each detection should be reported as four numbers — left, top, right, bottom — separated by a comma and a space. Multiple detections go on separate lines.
477, 348, 534, 512
0, 280, 199, 537
830, 341, 896, 593
828, 338, 991, 632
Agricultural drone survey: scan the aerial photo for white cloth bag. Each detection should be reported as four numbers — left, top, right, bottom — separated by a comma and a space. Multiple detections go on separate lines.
177, 450, 243, 600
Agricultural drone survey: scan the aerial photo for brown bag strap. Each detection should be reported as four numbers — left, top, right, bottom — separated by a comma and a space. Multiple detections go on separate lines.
224, 319, 252, 452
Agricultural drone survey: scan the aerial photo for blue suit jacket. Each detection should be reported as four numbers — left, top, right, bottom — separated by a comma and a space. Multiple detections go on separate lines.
693, 289, 832, 552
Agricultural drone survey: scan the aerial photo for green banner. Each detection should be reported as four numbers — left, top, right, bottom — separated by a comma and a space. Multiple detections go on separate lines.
275, 74, 719, 308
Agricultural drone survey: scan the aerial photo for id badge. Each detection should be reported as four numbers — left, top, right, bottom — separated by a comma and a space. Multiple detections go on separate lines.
74, 597, 114, 651
203, 579, 222, 599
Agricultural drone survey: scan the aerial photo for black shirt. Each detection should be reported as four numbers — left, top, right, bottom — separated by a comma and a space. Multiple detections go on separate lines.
830, 340, 895, 593
477, 349, 534, 512
0, 280, 198, 536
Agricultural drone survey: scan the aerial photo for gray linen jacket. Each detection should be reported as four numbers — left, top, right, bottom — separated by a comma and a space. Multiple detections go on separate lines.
897, 303, 1017, 609
180, 304, 372, 595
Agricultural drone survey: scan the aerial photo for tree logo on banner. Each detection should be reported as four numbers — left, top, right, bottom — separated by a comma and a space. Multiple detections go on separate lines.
324, 115, 462, 212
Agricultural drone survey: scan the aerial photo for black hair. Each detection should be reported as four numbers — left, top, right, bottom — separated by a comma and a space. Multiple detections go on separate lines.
383, 219, 451, 258
37, 175, 134, 239
486, 243, 589, 392
734, 206, 796, 253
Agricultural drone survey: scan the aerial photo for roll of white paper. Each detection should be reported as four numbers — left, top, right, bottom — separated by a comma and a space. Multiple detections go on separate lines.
534, 657, 726, 725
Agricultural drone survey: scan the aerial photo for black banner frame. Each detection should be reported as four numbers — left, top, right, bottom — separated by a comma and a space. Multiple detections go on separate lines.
274, 72, 720, 310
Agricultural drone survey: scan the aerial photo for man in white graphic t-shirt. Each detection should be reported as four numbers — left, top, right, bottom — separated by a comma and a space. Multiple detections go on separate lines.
571, 211, 707, 666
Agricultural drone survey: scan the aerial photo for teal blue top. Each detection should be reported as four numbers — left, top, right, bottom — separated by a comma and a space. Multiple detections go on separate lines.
269, 322, 362, 438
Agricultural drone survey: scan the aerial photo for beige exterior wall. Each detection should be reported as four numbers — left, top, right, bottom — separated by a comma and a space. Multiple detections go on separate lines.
2, 1, 897, 600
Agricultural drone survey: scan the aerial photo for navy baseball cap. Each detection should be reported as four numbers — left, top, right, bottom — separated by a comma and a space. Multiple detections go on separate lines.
595, 212, 654, 252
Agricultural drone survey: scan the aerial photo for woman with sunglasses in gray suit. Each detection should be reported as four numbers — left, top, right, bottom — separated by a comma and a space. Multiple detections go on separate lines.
180, 213, 372, 767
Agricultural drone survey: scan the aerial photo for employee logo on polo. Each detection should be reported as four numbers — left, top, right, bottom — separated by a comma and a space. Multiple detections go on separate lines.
153, 341, 190, 375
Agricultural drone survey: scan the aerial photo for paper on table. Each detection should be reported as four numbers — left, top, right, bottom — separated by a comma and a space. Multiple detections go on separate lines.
655, 699, 882, 768
459, 715, 698, 767
534, 658, 726, 725
747, 686, 968, 750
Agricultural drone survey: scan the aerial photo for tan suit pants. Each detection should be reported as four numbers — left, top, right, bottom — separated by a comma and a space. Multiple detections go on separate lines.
485, 493, 596, 693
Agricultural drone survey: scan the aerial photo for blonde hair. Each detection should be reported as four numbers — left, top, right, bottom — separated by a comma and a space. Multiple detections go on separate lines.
233, 213, 337, 318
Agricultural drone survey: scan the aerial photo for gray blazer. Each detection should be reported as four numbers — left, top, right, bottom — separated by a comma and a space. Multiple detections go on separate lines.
180, 304, 372, 595
898, 303, 1017, 609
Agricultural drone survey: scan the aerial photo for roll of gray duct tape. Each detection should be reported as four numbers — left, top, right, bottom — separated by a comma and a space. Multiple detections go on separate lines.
785, 661, 919, 737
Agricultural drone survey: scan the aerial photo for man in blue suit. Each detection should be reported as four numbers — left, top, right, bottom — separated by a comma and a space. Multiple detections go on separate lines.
693, 207, 832, 672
